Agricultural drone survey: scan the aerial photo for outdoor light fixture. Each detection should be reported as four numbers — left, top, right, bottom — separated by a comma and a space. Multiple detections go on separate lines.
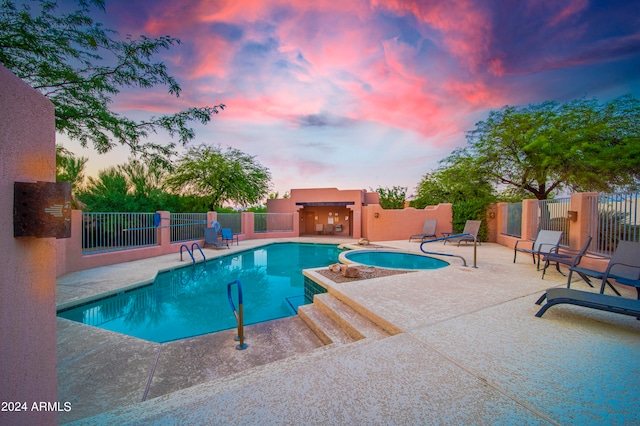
488, 211, 495, 219
14, 181, 72, 238
568, 211, 578, 221
374, 212, 379, 218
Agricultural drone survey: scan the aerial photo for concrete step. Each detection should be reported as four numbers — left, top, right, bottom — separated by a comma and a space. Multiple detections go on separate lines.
314, 293, 389, 341
299, 293, 390, 346
298, 303, 354, 345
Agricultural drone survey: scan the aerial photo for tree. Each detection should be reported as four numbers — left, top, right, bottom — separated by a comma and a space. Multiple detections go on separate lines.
77, 159, 210, 212
78, 166, 131, 211
56, 146, 88, 190
413, 160, 497, 242
0, 0, 224, 166
450, 95, 640, 200
373, 186, 407, 209
413, 158, 496, 208
164, 144, 272, 210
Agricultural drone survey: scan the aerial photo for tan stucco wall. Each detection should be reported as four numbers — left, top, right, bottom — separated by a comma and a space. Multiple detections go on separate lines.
362, 204, 453, 241
0, 64, 58, 425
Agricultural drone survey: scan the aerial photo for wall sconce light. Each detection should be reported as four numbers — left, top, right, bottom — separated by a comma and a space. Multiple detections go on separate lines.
14, 181, 72, 238
488, 211, 495, 219
374, 212, 379, 218
568, 210, 578, 222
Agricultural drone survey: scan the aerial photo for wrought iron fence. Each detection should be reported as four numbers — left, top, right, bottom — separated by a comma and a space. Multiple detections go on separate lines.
588, 192, 640, 256
82, 212, 158, 254
170, 213, 208, 243
254, 213, 294, 233
501, 202, 522, 237
217, 212, 242, 234
537, 197, 570, 246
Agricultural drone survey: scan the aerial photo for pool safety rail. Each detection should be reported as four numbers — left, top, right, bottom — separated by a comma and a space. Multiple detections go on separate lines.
179, 243, 206, 264
227, 279, 247, 350
420, 233, 478, 268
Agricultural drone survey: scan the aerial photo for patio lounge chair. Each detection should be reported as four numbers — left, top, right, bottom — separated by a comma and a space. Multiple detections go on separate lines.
567, 240, 640, 299
204, 227, 229, 249
443, 220, 481, 246
535, 288, 640, 319
409, 219, 437, 242
221, 228, 239, 246
540, 236, 592, 279
513, 230, 563, 270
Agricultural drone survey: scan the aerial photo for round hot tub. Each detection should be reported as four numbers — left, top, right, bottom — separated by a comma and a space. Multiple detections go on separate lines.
340, 249, 449, 270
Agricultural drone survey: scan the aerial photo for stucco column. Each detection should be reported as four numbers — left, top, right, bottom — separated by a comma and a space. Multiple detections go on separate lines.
521, 199, 538, 241
569, 192, 597, 251
157, 211, 171, 247
0, 64, 58, 425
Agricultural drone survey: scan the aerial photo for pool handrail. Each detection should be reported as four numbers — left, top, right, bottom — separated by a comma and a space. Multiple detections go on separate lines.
227, 279, 247, 350
179, 244, 195, 263
190, 242, 206, 263
420, 233, 478, 268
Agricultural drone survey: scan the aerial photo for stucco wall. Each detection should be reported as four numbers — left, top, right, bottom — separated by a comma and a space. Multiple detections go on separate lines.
0, 65, 58, 425
362, 204, 453, 242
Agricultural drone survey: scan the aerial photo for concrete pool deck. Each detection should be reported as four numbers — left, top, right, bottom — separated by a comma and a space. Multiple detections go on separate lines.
57, 239, 640, 425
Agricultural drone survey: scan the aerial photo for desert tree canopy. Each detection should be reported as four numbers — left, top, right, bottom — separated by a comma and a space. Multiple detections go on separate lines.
445, 95, 640, 200
164, 145, 272, 210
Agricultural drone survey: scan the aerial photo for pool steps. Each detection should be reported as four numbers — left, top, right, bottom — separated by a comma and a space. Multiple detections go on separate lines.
298, 293, 392, 346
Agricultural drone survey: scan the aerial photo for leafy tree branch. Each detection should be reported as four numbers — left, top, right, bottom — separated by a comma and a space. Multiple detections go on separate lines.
0, 0, 224, 166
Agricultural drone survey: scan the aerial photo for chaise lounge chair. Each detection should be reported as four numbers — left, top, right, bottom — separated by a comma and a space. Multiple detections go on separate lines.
535, 239, 640, 305
409, 219, 437, 242
204, 227, 229, 249
513, 230, 563, 270
540, 236, 592, 279
535, 287, 640, 319
566, 240, 640, 298
442, 220, 481, 246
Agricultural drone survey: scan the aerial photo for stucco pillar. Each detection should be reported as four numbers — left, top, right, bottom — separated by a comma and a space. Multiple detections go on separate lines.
156, 211, 171, 247
521, 199, 538, 241
569, 192, 597, 251
0, 64, 58, 425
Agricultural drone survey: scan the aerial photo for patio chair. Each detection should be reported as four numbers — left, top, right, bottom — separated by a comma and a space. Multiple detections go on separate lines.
540, 236, 592, 280
408, 219, 437, 242
567, 240, 640, 299
221, 228, 239, 246
535, 288, 640, 319
204, 227, 229, 249
443, 220, 482, 246
513, 230, 563, 270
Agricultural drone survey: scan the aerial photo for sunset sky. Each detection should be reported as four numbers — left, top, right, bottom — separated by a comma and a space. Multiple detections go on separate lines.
59, 0, 640, 199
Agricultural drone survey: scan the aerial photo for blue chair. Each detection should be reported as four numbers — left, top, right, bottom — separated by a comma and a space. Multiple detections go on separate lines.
204, 227, 228, 249
221, 228, 239, 246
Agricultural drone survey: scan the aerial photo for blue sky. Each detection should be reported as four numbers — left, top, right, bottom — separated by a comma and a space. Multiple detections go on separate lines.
59, 0, 640, 198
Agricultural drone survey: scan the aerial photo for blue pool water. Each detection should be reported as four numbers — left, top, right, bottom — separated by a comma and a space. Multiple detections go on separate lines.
342, 250, 449, 270
58, 243, 342, 343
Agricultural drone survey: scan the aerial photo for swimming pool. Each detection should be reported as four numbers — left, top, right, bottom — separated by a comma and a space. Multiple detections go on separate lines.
340, 249, 449, 270
57, 243, 342, 343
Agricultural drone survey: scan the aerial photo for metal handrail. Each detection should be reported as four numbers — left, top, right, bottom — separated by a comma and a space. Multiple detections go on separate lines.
190, 242, 206, 263
227, 279, 247, 350
179, 244, 195, 263
420, 233, 478, 268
